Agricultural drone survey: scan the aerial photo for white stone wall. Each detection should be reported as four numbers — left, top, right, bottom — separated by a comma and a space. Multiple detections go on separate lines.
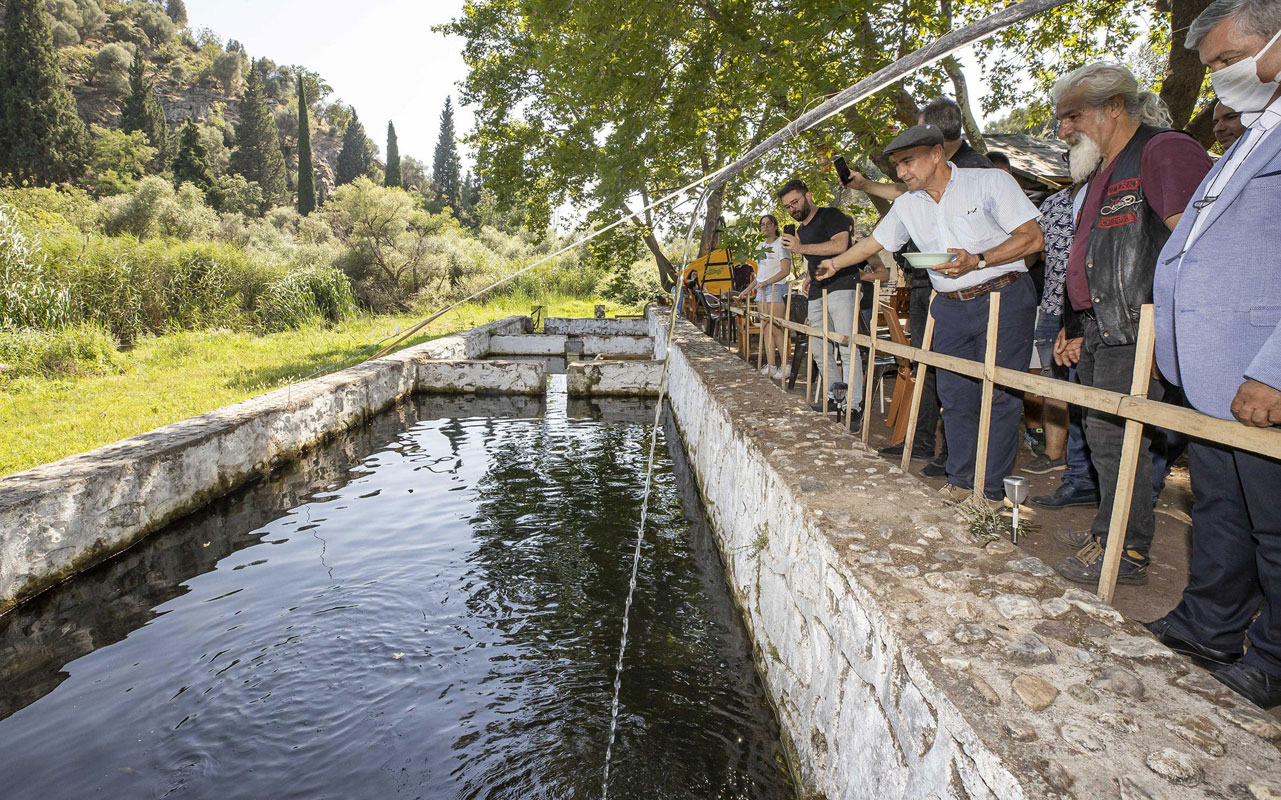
543, 317, 649, 336
650, 308, 1281, 800
565, 360, 664, 396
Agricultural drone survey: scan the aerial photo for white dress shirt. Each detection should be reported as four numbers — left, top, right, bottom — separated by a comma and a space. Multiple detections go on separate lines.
873, 164, 1041, 292
1185, 97, 1281, 247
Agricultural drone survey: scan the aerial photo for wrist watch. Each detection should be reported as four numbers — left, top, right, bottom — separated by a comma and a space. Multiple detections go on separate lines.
977, 251, 988, 269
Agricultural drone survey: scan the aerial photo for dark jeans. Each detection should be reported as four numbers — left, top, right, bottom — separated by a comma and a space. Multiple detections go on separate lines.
1076, 315, 1164, 558
931, 275, 1036, 500
1163, 442, 1281, 676
910, 282, 943, 454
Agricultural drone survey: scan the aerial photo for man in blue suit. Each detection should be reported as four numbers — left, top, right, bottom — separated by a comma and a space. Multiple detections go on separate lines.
1145, 0, 1281, 709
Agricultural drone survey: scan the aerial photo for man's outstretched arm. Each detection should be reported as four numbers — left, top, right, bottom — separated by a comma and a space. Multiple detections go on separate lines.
814, 234, 886, 281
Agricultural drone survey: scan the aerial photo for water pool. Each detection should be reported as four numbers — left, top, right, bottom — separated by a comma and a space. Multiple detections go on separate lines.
0, 385, 795, 799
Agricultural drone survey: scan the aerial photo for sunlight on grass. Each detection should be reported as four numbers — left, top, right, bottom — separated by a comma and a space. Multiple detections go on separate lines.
0, 293, 641, 476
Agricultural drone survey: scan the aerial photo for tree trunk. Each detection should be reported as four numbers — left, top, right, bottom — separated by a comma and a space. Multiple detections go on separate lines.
1186, 100, 1217, 148
699, 182, 725, 257
943, 55, 988, 152
1161, 0, 1214, 129
642, 227, 678, 291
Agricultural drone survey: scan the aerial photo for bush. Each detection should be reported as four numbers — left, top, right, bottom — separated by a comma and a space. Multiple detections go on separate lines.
257, 265, 357, 331
0, 325, 122, 378
0, 203, 74, 330
99, 176, 218, 240
94, 42, 133, 97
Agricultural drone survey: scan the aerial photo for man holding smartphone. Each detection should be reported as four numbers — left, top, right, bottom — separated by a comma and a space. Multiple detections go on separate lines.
816, 125, 1042, 506
778, 179, 887, 427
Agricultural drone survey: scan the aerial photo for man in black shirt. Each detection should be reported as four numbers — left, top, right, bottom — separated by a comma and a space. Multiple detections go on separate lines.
843, 97, 996, 472
778, 179, 887, 426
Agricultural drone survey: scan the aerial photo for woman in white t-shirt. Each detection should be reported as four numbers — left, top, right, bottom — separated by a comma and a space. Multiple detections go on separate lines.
737, 214, 793, 379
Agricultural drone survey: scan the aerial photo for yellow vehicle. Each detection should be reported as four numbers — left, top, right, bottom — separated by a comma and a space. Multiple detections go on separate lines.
682, 248, 754, 297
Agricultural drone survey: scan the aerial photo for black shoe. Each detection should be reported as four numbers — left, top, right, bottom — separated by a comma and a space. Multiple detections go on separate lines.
1053, 541, 1149, 585
1030, 483, 1101, 508
847, 409, 863, 433
1212, 662, 1281, 710
810, 399, 839, 413
878, 441, 934, 460
921, 455, 947, 478
1143, 618, 1242, 669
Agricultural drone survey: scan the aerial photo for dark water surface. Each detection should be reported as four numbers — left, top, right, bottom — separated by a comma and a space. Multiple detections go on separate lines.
0, 383, 795, 799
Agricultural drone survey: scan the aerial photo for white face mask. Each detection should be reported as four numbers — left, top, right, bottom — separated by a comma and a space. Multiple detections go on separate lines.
1210, 27, 1281, 126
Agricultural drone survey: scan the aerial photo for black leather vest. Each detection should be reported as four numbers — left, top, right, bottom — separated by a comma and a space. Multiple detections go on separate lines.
1082, 124, 1189, 345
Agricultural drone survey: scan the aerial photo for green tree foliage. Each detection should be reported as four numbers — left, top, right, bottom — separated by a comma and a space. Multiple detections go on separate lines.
0, 0, 91, 186
88, 125, 157, 196
384, 121, 402, 189
212, 173, 265, 216
209, 49, 245, 95
171, 119, 215, 198
120, 53, 169, 162
296, 78, 316, 216
430, 95, 461, 211
400, 156, 427, 192
93, 41, 133, 97
165, 0, 188, 27
134, 2, 176, 47
335, 110, 373, 187
100, 175, 218, 239
229, 59, 288, 213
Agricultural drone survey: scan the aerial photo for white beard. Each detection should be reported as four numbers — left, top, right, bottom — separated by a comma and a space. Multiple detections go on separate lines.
1067, 134, 1102, 183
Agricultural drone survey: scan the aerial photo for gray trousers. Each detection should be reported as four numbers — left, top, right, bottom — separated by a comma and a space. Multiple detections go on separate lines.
807, 289, 864, 409
1076, 315, 1164, 558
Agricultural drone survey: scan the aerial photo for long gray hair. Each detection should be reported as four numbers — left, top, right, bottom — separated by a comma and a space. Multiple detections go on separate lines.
1051, 62, 1173, 127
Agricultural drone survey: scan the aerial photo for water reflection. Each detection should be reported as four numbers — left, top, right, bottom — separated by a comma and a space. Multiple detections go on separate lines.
0, 390, 792, 800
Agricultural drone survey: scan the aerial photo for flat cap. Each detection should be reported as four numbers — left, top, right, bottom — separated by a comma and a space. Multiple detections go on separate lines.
882, 124, 945, 158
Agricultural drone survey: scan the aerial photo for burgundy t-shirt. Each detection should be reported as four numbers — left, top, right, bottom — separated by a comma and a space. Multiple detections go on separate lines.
1066, 132, 1212, 311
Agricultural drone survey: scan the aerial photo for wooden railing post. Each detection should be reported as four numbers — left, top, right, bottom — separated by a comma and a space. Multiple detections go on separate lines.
972, 292, 1002, 502
900, 292, 937, 473
861, 279, 883, 443
821, 289, 831, 409
847, 283, 863, 430
1097, 304, 1157, 604
783, 280, 793, 385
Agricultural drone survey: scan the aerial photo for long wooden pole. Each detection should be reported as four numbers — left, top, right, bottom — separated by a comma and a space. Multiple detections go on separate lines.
861, 279, 883, 443
1097, 305, 1158, 604
847, 283, 863, 430
900, 292, 938, 473
783, 281, 793, 385
821, 289, 831, 410
972, 292, 1002, 502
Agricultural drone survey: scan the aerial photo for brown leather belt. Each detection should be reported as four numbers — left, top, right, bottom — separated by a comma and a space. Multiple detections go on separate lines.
939, 271, 1022, 301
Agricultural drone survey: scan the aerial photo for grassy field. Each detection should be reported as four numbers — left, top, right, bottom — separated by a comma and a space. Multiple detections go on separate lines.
0, 293, 639, 477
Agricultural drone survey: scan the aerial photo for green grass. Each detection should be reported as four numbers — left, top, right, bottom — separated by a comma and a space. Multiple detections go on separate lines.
0, 292, 640, 477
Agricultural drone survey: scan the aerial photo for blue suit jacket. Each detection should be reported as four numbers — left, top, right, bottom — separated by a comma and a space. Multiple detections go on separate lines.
1153, 127, 1281, 421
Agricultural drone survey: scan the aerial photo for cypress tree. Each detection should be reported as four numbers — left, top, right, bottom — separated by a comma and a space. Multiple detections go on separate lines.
165, 0, 189, 26
171, 118, 214, 195
229, 59, 288, 211
431, 96, 461, 210
335, 109, 372, 186
384, 121, 401, 189
0, 0, 91, 185
120, 54, 169, 162
296, 78, 316, 215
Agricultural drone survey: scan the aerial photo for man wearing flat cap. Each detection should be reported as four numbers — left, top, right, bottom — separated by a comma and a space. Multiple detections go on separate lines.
816, 124, 1044, 506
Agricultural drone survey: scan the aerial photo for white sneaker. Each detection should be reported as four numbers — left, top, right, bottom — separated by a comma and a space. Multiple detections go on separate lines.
771, 366, 783, 380
759, 365, 771, 376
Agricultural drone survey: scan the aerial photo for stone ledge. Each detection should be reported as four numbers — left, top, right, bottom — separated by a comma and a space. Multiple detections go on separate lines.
651, 308, 1281, 800
417, 359, 546, 395
566, 360, 664, 396
0, 316, 529, 614
543, 316, 648, 336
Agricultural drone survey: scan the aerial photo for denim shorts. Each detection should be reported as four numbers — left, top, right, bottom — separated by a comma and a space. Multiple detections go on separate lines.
756, 283, 788, 304
1033, 310, 1062, 373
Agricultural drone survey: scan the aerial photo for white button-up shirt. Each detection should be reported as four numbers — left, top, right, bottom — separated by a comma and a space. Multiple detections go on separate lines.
872, 164, 1041, 292
1185, 98, 1281, 247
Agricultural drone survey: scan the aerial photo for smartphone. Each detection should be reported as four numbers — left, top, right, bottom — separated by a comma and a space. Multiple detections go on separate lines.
783, 224, 796, 235
834, 156, 852, 185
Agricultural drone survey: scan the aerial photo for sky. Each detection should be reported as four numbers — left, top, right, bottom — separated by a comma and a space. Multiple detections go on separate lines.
183, 0, 474, 167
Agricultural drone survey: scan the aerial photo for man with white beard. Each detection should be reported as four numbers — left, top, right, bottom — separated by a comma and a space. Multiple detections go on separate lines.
1048, 63, 1212, 586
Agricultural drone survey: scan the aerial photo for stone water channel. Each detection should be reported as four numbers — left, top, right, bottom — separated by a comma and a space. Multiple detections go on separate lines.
3, 312, 1281, 800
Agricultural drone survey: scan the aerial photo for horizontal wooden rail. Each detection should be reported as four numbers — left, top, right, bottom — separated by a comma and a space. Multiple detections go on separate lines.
727, 303, 1281, 464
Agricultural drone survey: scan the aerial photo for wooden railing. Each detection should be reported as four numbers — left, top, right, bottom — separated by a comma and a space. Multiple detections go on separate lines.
721, 279, 1281, 603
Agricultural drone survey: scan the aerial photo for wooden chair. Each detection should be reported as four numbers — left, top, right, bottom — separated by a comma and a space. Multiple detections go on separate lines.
878, 301, 916, 446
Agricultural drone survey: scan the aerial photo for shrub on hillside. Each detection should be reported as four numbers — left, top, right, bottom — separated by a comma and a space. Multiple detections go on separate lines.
100, 176, 218, 240
0, 324, 122, 378
257, 265, 357, 331
94, 42, 133, 97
